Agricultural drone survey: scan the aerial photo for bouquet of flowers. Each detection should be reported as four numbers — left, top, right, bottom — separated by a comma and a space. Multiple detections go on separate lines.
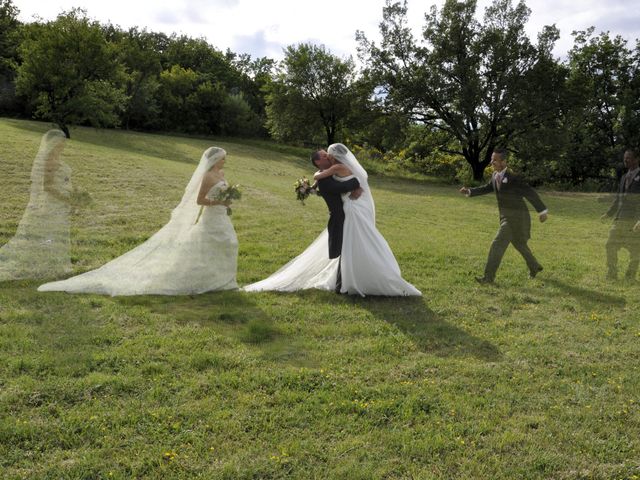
195, 183, 242, 224
216, 183, 242, 216
295, 177, 318, 205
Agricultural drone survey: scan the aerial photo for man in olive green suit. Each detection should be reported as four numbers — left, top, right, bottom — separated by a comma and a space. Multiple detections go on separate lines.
460, 148, 548, 283
601, 148, 640, 280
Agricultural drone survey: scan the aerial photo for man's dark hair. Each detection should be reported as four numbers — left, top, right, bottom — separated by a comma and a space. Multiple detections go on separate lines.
625, 148, 639, 159
493, 147, 509, 160
311, 150, 323, 167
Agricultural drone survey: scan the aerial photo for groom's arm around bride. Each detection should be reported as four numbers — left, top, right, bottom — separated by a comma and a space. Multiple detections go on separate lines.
311, 150, 361, 260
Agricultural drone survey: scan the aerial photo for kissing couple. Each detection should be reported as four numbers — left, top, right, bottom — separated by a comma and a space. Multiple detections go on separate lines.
244, 143, 420, 296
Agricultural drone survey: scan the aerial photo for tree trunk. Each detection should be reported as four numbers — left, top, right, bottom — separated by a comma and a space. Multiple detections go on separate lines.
466, 146, 494, 181
326, 126, 336, 146
464, 148, 487, 181
59, 123, 70, 139
470, 160, 485, 181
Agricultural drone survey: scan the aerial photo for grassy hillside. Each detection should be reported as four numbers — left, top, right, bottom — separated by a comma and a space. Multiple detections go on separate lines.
0, 119, 638, 479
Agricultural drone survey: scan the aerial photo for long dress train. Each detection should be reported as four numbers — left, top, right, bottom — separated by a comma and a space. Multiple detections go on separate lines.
244, 143, 420, 297
38, 148, 238, 296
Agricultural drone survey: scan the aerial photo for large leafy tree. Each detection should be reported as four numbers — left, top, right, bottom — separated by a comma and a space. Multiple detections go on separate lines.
16, 9, 126, 137
231, 52, 275, 126
156, 36, 268, 136
622, 44, 640, 149
0, 0, 22, 113
113, 28, 164, 130
358, 0, 564, 180
155, 64, 200, 131
561, 29, 632, 185
265, 43, 357, 145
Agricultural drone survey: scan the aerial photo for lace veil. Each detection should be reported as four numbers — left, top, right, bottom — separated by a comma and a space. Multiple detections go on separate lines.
0, 129, 71, 280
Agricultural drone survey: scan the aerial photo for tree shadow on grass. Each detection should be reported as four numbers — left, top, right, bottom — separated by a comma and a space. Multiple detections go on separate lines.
8, 119, 313, 173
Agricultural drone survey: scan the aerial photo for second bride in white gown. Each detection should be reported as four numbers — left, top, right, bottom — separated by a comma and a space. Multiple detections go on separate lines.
244, 143, 420, 297
38, 147, 238, 296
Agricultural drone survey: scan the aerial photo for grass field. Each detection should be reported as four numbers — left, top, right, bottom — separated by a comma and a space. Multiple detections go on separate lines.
0, 118, 638, 479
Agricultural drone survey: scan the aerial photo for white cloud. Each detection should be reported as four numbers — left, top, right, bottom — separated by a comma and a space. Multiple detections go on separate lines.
231, 30, 285, 58
15, 0, 640, 60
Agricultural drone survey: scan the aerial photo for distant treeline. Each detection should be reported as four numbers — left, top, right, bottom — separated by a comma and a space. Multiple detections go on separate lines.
1, 0, 639, 188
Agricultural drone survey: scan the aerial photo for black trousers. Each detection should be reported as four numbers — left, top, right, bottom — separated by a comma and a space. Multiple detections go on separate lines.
484, 220, 541, 280
335, 258, 342, 293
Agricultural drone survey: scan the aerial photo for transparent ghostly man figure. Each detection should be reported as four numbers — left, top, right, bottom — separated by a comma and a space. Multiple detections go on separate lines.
0, 129, 72, 281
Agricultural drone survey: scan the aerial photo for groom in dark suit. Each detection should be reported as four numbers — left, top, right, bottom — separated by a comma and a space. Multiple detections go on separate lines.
311, 150, 362, 292
460, 148, 548, 283
601, 148, 640, 280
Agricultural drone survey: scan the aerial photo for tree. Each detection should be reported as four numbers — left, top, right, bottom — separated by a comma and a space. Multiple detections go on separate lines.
0, 0, 19, 76
358, 0, 564, 180
0, 0, 22, 113
155, 64, 200, 132
114, 27, 163, 130
15, 9, 125, 137
562, 29, 632, 185
622, 44, 640, 149
231, 52, 275, 132
265, 43, 357, 145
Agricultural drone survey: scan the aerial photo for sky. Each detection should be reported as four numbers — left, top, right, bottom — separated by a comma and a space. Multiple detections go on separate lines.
15, 0, 640, 61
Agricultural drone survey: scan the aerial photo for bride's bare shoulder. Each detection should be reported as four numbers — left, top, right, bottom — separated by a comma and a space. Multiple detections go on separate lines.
202, 170, 223, 183
335, 163, 353, 176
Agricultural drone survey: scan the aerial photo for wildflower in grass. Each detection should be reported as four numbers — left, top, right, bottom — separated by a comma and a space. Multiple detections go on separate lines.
163, 450, 177, 462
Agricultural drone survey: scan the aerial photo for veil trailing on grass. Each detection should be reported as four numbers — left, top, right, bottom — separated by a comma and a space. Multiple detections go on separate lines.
242, 229, 339, 292
244, 143, 420, 296
241, 146, 362, 292
38, 147, 239, 296
0, 129, 72, 281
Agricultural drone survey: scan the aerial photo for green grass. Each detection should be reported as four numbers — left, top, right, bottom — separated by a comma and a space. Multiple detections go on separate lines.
0, 118, 639, 479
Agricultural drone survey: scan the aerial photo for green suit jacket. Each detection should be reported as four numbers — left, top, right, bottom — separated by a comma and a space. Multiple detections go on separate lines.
469, 170, 546, 241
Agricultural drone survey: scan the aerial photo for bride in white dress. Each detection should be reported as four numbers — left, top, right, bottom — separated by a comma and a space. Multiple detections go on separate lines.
244, 143, 420, 296
0, 129, 72, 281
38, 147, 238, 296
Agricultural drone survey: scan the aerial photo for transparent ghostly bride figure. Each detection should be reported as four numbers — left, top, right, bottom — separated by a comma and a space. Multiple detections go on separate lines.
38, 146, 238, 296
0, 129, 72, 281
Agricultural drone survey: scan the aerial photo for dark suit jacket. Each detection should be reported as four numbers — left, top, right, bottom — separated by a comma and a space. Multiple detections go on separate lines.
469, 170, 546, 241
606, 169, 640, 221
316, 176, 360, 258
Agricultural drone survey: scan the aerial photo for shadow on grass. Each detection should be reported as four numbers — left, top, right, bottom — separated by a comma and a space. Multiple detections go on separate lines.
539, 277, 626, 308
7, 119, 313, 171
363, 296, 501, 361
117, 290, 315, 367
316, 293, 501, 362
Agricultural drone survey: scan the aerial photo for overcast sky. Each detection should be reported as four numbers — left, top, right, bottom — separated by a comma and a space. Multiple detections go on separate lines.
16, 0, 640, 61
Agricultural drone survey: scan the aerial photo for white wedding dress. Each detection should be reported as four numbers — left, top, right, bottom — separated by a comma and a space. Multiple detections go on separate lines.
0, 129, 72, 281
38, 147, 238, 296
244, 143, 420, 297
